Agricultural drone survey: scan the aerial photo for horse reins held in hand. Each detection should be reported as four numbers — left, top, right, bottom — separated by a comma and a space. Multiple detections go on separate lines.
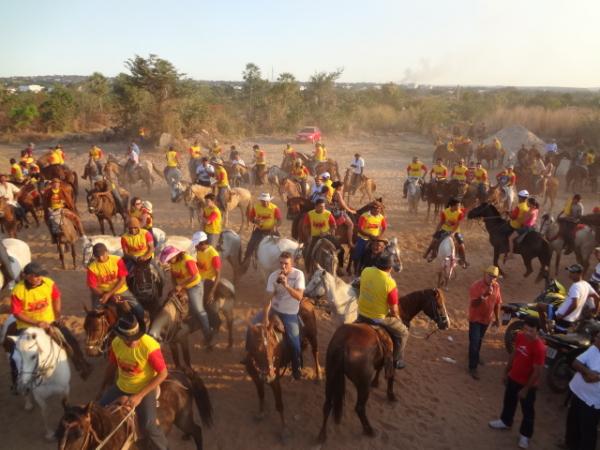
94, 406, 136, 450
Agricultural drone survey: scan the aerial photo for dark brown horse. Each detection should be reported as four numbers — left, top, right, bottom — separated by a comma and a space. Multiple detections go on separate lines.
317, 289, 450, 442
17, 181, 42, 226
0, 197, 20, 237
244, 299, 321, 441
86, 185, 129, 235
56, 369, 213, 450
38, 157, 79, 200
82, 300, 127, 357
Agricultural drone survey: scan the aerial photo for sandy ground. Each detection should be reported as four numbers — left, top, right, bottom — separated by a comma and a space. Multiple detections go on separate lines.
0, 134, 586, 450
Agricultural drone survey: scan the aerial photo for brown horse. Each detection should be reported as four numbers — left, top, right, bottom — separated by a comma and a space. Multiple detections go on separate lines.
278, 178, 305, 201
17, 181, 42, 226
56, 368, 213, 450
343, 168, 376, 204
244, 299, 321, 441
38, 155, 79, 199
47, 209, 81, 269
86, 186, 129, 235
314, 159, 340, 180
82, 300, 129, 357
149, 284, 236, 368
0, 197, 20, 237
317, 289, 450, 443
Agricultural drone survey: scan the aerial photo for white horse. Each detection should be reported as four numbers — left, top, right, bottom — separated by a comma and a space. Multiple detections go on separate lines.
406, 177, 421, 214
0, 238, 31, 290
267, 165, 289, 194
539, 214, 596, 275
219, 229, 243, 283
162, 235, 194, 254
304, 266, 358, 324
434, 235, 458, 289
81, 234, 123, 265
8, 327, 71, 441
500, 185, 516, 211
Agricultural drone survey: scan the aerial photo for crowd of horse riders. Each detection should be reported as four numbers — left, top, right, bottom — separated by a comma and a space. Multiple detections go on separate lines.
1, 134, 600, 449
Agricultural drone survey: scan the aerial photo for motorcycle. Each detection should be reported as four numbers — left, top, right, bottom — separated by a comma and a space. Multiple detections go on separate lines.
501, 279, 567, 353
543, 320, 600, 393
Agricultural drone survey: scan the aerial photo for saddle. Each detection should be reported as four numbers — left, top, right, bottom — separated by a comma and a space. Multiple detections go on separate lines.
355, 318, 394, 377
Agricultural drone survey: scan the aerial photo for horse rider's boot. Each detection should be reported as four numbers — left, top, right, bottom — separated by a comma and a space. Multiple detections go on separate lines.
198, 312, 214, 346
402, 181, 408, 198
392, 337, 406, 370
457, 244, 469, 268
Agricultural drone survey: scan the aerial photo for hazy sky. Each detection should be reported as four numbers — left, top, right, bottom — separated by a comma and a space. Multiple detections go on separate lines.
1, 0, 599, 87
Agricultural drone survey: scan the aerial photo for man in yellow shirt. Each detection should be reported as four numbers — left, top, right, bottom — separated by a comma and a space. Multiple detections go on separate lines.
423, 198, 468, 267
403, 156, 427, 198
505, 190, 530, 260
430, 157, 448, 182
451, 159, 468, 182
252, 145, 267, 185
86, 243, 144, 326
188, 140, 202, 180
88, 144, 104, 175
202, 193, 223, 247
291, 160, 310, 197
9, 158, 25, 184
212, 158, 230, 211
192, 231, 224, 334
120, 217, 155, 272
353, 201, 387, 275
356, 255, 409, 369
473, 161, 489, 199
43, 178, 85, 239
163, 146, 182, 196
160, 246, 212, 343
99, 314, 168, 450
244, 193, 282, 263
304, 198, 336, 245
9, 262, 91, 384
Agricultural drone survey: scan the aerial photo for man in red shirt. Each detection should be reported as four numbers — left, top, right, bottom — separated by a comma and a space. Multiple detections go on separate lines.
489, 316, 545, 449
468, 265, 502, 380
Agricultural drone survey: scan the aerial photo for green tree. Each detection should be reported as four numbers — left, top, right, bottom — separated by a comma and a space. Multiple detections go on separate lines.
8, 103, 39, 130
304, 69, 343, 130
40, 86, 75, 132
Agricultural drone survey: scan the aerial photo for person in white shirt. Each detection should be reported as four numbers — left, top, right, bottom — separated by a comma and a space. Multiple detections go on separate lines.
195, 157, 215, 187
589, 247, 600, 293
248, 251, 305, 379
555, 264, 599, 327
545, 139, 558, 155
0, 173, 25, 222
565, 330, 600, 450
349, 153, 365, 195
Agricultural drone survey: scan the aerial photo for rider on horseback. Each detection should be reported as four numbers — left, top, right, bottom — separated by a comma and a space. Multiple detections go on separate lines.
195, 156, 215, 186
188, 140, 202, 179
403, 156, 427, 198
358, 237, 387, 274
7, 262, 92, 387
423, 197, 468, 267
283, 143, 297, 160
48, 145, 66, 167
10, 158, 25, 184
88, 144, 104, 175
473, 161, 489, 199
349, 153, 365, 194
557, 194, 584, 255
43, 178, 84, 239
130, 197, 153, 234
252, 144, 267, 184
353, 201, 387, 274
98, 314, 168, 450
160, 246, 213, 344
291, 160, 310, 197
356, 254, 409, 370
202, 193, 222, 247
0, 173, 26, 224
304, 198, 337, 259
193, 231, 223, 331
505, 190, 532, 261
212, 158, 230, 211
320, 172, 334, 204
430, 157, 448, 182
451, 159, 468, 182
330, 181, 356, 249
243, 193, 282, 263
86, 243, 145, 327
121, 217, 155, 273
314, 142, 327, 163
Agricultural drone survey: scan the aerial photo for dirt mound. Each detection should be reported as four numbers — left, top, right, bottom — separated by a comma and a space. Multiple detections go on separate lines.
485, 125, 546, 154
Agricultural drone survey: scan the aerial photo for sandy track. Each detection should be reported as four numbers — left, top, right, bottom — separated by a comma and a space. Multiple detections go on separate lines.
0, 135, 580, 449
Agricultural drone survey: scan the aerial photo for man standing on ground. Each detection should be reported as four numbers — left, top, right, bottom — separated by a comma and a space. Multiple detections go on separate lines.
468, 265, 502, 380
488, 316, 545, 450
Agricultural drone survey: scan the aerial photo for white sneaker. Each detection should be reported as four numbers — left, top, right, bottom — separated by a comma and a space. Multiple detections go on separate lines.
518, 435, 529, 449
488, 419, 510, 430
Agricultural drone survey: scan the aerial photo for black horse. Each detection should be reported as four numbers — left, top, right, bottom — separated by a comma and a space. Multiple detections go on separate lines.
467, 202, 550, 281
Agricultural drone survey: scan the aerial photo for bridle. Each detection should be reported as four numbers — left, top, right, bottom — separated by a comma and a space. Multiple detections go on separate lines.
15, 333, 61, 392
85, 311, 111, 355
250, 324, 277, 381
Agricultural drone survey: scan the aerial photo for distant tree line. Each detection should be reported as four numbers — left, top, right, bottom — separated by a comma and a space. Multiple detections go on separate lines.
1, 54, 600, 147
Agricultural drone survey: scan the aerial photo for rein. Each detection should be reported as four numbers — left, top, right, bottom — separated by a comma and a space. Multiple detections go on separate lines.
94, 406, 136, 450
86, 312, 111, 354
17, 333, 62, 391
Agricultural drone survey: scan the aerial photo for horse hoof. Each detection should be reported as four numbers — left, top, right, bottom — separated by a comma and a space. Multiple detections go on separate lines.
24, 400, 34, 412
44, 432, 56, 442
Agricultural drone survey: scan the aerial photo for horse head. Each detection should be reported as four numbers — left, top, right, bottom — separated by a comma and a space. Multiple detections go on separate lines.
467, 202, 495, 220
10, 327, 49, 394
304, 266, 327, 299
56, 401, 94, 449
86, 190, 100, 214
247, 323, 278, 383
422, 288, 450, 330
83, 307, 112, 357
538, 213, 554, 236
385, 237, 403, 273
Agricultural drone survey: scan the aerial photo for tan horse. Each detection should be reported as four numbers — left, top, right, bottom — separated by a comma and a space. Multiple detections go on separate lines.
314, 159, 340, 180
86, 186, 129, 235
48, 209, 81, 269
278, 178, 304, 201
542, 176, 559, 212
222, 187, 252, 231
0, 197, 20, 237
343, 168, 376, 204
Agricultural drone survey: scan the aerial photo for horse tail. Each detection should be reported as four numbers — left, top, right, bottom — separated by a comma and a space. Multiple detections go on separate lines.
151, 162, 164, 179
325, 338, 346, 424
187, 369, 214, 428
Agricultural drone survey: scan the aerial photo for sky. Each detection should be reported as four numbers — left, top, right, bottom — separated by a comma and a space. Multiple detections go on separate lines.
1, 0, 599, 87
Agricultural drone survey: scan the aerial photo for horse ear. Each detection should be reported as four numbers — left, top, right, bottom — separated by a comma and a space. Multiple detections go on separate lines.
85, 401, 93, 415
7, 335, 17, 343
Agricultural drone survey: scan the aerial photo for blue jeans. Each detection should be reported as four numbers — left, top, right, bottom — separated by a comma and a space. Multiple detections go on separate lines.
352, 237, 369, 266
248, 310, 302, 374
187, 282, 206, 318
100, 384, 167, 450
468, 321, 489, 370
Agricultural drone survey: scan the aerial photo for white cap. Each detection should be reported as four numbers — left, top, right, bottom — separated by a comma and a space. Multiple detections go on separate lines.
321, 172, 331, 179
258, 192, 272, 202
142, 200, 153, 213
518, 190, 529, 197
192, 231, 208, 246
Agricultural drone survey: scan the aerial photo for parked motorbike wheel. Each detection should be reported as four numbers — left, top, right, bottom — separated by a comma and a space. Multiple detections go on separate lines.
504, 320, 525, 353
547, 354, 572, 394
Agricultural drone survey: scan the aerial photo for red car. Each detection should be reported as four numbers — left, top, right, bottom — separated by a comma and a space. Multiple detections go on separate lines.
296, 126, 321, 143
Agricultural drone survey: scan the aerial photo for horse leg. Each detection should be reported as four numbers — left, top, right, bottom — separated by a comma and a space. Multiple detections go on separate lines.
355, 379, 375, 437
174, 409, 203, 450
33, 393, 55, 441
224, 307, 234, 349
71, 241, 77, 269
97, 216, 105, 235
181, 336, 192, 369
170, 342, 182, 369
269, 379, 288, 441
522, 255, 533, 277
493, 248, 505, 278
106, 217, 116, 236
57, 241, 66, 270
554, 248, 561, 277
371, 368, 381, 388
245, 360, 266, 420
